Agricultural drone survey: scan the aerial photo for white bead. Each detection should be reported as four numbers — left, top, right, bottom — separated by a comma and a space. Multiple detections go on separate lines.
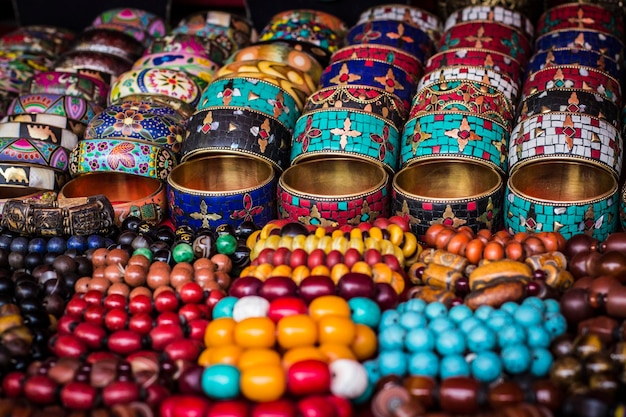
232, 295, 270, 322
329, 359, 368, 399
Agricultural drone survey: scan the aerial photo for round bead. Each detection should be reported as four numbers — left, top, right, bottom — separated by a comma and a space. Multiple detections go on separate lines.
514, 304, 543, 327
212, 296, 238, 319
459, 317, 482, 335
424, 301, 447, 320
466, 325, 497, 353
318, 315, 356, 346
201, 364, 240, 399
526, 326, 551, 349
377, 349, 408, 377
378, 324, 406, 351
87, 234, 106, 249
10, 237, 29, 254
543, 298, 561, 313
0, 235, 12, 250
399, 311, 427, 330
216, 234, 238, 255
232, 295, 270, 322
172, 243, 195, 263
408, 351, 439, 378
238, 348, 282, 370
204, 317, 236, 348
448, 304, 472, 324
543, 312, 567, 339
471, 351, 502, 382
363, 359, 380, 384
501, 344, 531, 374
405, 328, 435, 353
522, 297, 546, 314
276, 314, 318, 349
486, 310, 512, 332
133, 247, 153, 261
349, 297, 381, 328
497, 323, 526, 348
436, 329, 466, 356
67, 236, 88, 253
308, 295, 351, 322
28, 238, 48, 254
499, 301, 519, 316
428, 317, 455, 334
379, 310, 400, 328
530, 347, 553, 377
473, 305, 494, 322
329, 359, 368, 399
241, 364, 286, 402
351, 323, 378, 360
440, 354, 470, 379
403, 298, 427, 313
47, 237, 67, 254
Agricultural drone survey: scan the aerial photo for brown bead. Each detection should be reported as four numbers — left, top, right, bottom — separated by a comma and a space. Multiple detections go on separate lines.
571, 276, 594, 290
403, 376, 436, 410
107, 282, 130, 298
88, 277, 112, 293
106, 248, 130, 267
578, 316, 618, 345
74, 277, 92, 294
532, 380, 563, 412
573, 333, 605, 359
588, 275, 621, 296
438, 377, 479, 415
91, 248, 109, 268
193, 257, 215, 271
104, 264, 124, 284
371, 384, 411, 417
596, 251, 626, 281
169, 266, 193, 289
549, 356, 583, 386
488, 381, 524, 409
124, 265, 147, 287
604, 285, 626, 318
569, 251, 601, 279
152, 286, 174, 298
392, 399, 426, 417
127, 254, 150, 270
215, 271, 232, 290
559, 288, 594, 324
48, 357, 81, 384
146, 267, 170, 289
129, 286, 152, 299
565, 234, 599, 258
90, 358, 118, 388
588, 373, 619, 401
212, 254, 233, 273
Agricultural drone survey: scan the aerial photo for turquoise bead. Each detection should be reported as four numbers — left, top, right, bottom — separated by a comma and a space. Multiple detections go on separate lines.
526, 326, 551, 349
500, 301, 519, 316
459, 317, 482, 335
501, 344, 531, 374
514, 304, 543, 327
530, 347, 553, 377
379, 310, 400, 328
448, 304, 472, 324
133, 247, 153, 262
396, 302, 406, 314
399, 311, 427, 330
429, 317, 455, 334
349, 297, 381, 328
543, 299, 561, 313
172, 243, 195, 263
216, 234, 238, 255
543, 312, 567, 339
405, 328, 436, 352
474, 305, 494, 322
201, 364, 240, 399
378, 350, 408, 377
522, 297, 546, 314
436, 329, 466, 356
425, 301, 447, 320
486, 310, 512, 332
409, 351, 439, 378
467, 325, 497, 353
471, 351, 502, 382
212, 296, 238, 319
379, 324, 406, 351
440, 354, 470, 379
363, 359, 381, 385
497, 323, 526, 348
404, 298, 427, 313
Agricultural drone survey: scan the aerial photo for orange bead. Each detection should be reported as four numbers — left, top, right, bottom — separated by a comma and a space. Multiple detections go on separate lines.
204, 317, 237, 348
197, 348, 213, 367
206, 344, 244, 366
270, 264, 293, 278
282, 346, 327, 370
276, 314, 318, 349
253, 263, 274, 281
291, 265, 310, 286
310, 264, 331, 277
241, 364, 286, 402
371, 263, 393, 284
483, 241, 505, 261
238, 348, 282, 370
350, 261, 372, 276
234, 317, 276, 349
318, 315, 356, 346
390, 271, 406, 295
351, 324, 378, 361
330, 263, 350, 285
308, 295, 351, 322
318, 343, 357, 362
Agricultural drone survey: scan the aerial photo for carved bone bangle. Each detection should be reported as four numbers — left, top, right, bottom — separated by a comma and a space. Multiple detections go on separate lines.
0, 163, 68, 191
0, 122, 78, 150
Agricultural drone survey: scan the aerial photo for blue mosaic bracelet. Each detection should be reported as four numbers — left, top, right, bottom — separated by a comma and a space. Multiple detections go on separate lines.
535, 29, 624, 65
526, 48, 622, 81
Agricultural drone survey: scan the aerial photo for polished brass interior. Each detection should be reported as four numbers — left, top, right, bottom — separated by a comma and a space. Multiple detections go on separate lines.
169, 154, 274, 193
394, 158, 502, 200
60, 172, 162, 203
280, 157, 387, 198
509, 160, 617, 202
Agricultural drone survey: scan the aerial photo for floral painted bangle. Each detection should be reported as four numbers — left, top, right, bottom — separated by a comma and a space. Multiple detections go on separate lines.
357, 4, 442, 42
0, 137, 69, 172
536, 3, 624, 38
0, 122, 79, 150
104, 100, 187, 123
259, 19, 342, 54
401, 112, 509, 174
319, 59, 416, 109
183, 107, 292, 172
8, 93, 102, 127
91, 7, 167, 40
112, 94, 195, 120
147, 33, 230, 65
535, 29, 624, 64
527, 48, 622, 81
167, 154, 277, 232
417, 66, 519, 104
505, 159, 619, 241
197, 76, 300, 129
4, 113, 86, 138
346, 20, 435, 64
59, 172, 168, 226
425, 48, 522, 83
22, 70, 110, 107
303, 85, 408, 129
291, 108, 400, 173
278, 157, 390, 228
330, 44, 424, 81
69, 138, 177, 181
444, 6, 534, 40
71, 28, 145, 64
509, 112, 622, 178
132, 52, 221, 89
109, 68, 202, 109
0, 163, 68, 191
54, 51, 133, 83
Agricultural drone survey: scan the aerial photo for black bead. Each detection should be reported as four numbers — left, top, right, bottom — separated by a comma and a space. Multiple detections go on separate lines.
235, 220, 259, 240
132, 234, 153, 250
155, 226, 176, 245
118, 230, 138, 247
121, 215, 142, 232
279, 222, 308, 237
24, 252, 44, 271
215, 224, 235, 237
138, 221, 156, 239
150, 240, 170, 253
8, 252, 25, 270
153, 249, 173, 265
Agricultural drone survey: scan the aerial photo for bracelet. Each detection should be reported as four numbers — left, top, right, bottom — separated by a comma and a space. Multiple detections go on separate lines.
425, 48, 522, 83
0, 26, 74, 57
183, 106, 292, 172
22, 70, 110, 107
417, 66, 519, 104
0, 52, 52, 94
401, 111, 509, 174
0, 121, 78, 150
132, 52, 221, 90
291, 108, 400, 173
54, 50, 133, 84
527, 48, 621, 81
59, 172, 167, 226
7, 93, 102, 127
259, 19, 342, 54
70, 27, 145, 64
147, 33, 230, 65
69, 138, 177, 181
536, 3, 623, 38
535, 28, 624, 64
111, 94, 195, 120
0, 137, 69, 171
0, 189, 55, 220
505, 159, 618, 242
167, 154, 276, 232
107, 99, 187, 122
356, 4, 442, 42
91, 7, 167, 40
444, 5, 534, 40
197, 76, 301, 129
173, 10, 256, 52
268, 9, 348, 38
109, 68, 202, 109
330, 44, 424, 81
4, 113, 86, 138
509, 112, 622, 178
0, 162, 68, 190
1, 193, 116, 237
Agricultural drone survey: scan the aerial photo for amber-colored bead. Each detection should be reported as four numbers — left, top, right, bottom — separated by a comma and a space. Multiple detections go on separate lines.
577, 316, 618, 345
610, 341, 626, 366
550, 356, 583, 387
573, 333, 604, 359
551, 334, 575, 358
403, 376, 436, 410
588, 373, 619, 403
438, 377, 479, 415
532, 380, 563, 412
488, 381, 524, 409
584, 352, 614, 375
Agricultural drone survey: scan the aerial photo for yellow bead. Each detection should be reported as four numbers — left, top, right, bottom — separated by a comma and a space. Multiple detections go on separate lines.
234, 317, 276, 349
305, 235, 319, 253
197, 348, 213, 366
276, 314, 318, 349
317, 235, 333, 254
364, 237, 381, 251
386, 223, 404, 246
314, 227, 326, 238
240, 364, 286, 402
318, 343, 357, 362
292, 234, 307, 250
310, 264, 330, 277
260, 223, 281, 240
349, 228, 363, 241
278, 235, 293, 250
246, 230, 262, 250
348, 237, 365, 254
331, 236, 349, 253
351, 324, 378, 361
402, 232, 419, 258
379, 239, 395, 256
291, 265, 310, 286
318, 315, 356, 345
238, 348, 282, 370
283, 346, 327, 369
308, 295, 351, 322
368, 226, 384, 241
204, 317, 236, 348
330, 263, 350, 285
331, 229, 345, 240
264, 234, 281, 250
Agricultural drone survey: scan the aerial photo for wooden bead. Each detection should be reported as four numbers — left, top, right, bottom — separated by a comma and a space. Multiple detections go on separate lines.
577, 316, 618, 344
60, 381, 97, 410
488, 381, 525, 408
532, 380, 563, 412
403, 376, 436, 410
438, 377, 480, 415
102, 381, 140, 406
23, 375, 57, 404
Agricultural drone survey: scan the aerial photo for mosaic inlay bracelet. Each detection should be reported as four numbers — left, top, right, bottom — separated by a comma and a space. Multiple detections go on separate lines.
444, 6, 534, 40
508, 112, 622, 177
173, 10, 256, 51
7, 93, 101, 127
535, 28, 624, 64
425, 48, 522, 83
330, 44, 424, 82
0, 163, 68, 191
417, 66, 519, 104
536, 3, 624, 39
69, 138, 177, 181
290, 108, 400, 173
526, 48, 622, 81
260, 19, 342, 54
0, 122, 78, 150
183, 106, 292, 172
357, 4, 442, 42
400, 111, 509, 174
267, 9, 348, 37
197, 76, 300, 129
23, 71, 110, 107
0, 137, 69, 172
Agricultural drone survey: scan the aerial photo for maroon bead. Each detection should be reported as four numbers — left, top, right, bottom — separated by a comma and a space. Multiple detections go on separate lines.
565, 234, 599, 258
297, 395, 337, 417
144, 383, 170, 407
375, 282, 399, 310
178, 303, 203, 322
104, 309, 129, 332
156, 311, 181, 327
187, 319, 210, 341
128, 294, 153, 315
578, 316, 619, 344
164, 339, 202, 361
73, 322, 107, 349
83, 305, 105, 326
196, 303, 211, 319
102, 380, 140, 406
325, 394, 353, 417
23, 375, 57, 404
207, 400, 250, 417
454, 277, 470, 296
532, 380, 564, 412
107, 330, 144, 356
229, 276, 263, 298
160, 395, 212, 417
154, 291, 180, 313
596, 251, 626, 280
488, 381, 524, 408
2, 371, 25, 397
104, 293, 128, 311
560, 288, 595, 324
128, 313, 153, 335
438, 377, 480, 415
47, 357, 81, 384
179, 282, 204, 304
251, 399, 296, 417
177, 364, 203, 394
57, 314, 82, 334
83, 290, 105, 306
605, 286, 626, 318
61, 382, 98, 410
65, 297, 89, 317
149, 324, 184, 351
49, 334, 88, 359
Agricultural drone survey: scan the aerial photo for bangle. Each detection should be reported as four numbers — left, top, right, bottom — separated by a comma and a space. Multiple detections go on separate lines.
425, 48, 522, 83
392, 157, 504, 243
346, 20, 435, 65
197, 76, 301, 129
4, 113, 86, 138
54, 51, 133, 84
444, 6, 534, 40
59, 172, 167, 226
527, 48, 621, 81
357, 4, 442, 42
111, 94, 195, 120
0, 52, 52, 94
0, 189, 56, 220
22, 70, 110, 107
167, 154, 276, 232
505, 159, 618, 242
0, 163, 68, 190
109, 68, 202, 109
69, 138, 177, 181
291, 108, 400, 173
268, 9, 348, 38
0, 137, 69, 171
330, 44, 424, 81
278, 157, 389, 228
0, 121, 79, 150
401, 112, 509, 175
182, 107, 292, 172
173, 10, 256, 53
535, 29, 624, 64
509, 112, 622, 178
8, 93, 102, 127
107, 99, 187, 122
70, 27, 145, 64
147, 33, 230, 65
132, 52, 221, 90
536, 3, 623, 39
91, 7, 167, 40
259, 19, 342, 54
0, 26, 75, 57
1, 193, 116, 237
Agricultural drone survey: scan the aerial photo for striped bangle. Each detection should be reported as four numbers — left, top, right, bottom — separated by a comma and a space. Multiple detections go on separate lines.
8, 93, 102, 127
0, 163, 68, 191
425, 48, 522, 83
0, 137, 69, 172
0, 122, 79, 150
527, 48, 622, 81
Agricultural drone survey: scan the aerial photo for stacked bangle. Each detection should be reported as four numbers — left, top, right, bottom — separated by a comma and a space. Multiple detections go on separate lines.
22, 70, 110, 106
105, 99, 188, 122
526, 48, 622, 81
113, 93, 195, 120
0, 162, 68, 190
0, 121, 79, 150
0, 51, 52, 95
70, 28, 145, 63
535, 3, 624, 38
357, 4, 442, 42
147, 33, 230, 65
54, 50, 133, 84
535, 28, 624, 64
259, 19, 342, 54
132, 52, 221, 89
173, 10, 256, 53
268, 9, 348, 38
4, 113, 87, 138
7, 93, 101, 127
91, 7, 167, 40
330, 44, 424, 79
0, 137, 69, 171
425, 48, 522, 83
0, 189, 55, 219
0, 25, 75, 57
444, 5, 534, 40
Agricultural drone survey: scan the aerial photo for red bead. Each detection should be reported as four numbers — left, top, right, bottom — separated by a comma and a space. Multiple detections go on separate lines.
57, 314, 82, 334
196, 304, 211, 319
268, 297, 308, 323
178, 303, 203, 322
73, 322, 106, 350
66, 297, 89, 317
2, 371, 25, 397
325, 395, 353, 417
102, 380, 140, 406
179, 282, 204, 304
206, 288, 227, 311
129, 294, 153, 315
49, 334, 88, 358
164, 339, 202, 361
251, 399, 296, 417
83, 290, 105, 306
160, 395, 212, 417
104, 309, 129, 332
86, 351, 117, 363
187, 319, 210, 341
104, 293, 127, 311
23, 375, 57, 404
61, 382, 97, 410
156, 311, 181, 327
107, 330, 144, 356
155, 291, 180, 313
129, 313, 154, 335
288, 360, 331, 396
297, 395, 337, 417
207, 400, 249, 417
150, 324, 184, 351
144, 383, 171, 407
83, 305, 105, 326
177, 364, 203, 394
